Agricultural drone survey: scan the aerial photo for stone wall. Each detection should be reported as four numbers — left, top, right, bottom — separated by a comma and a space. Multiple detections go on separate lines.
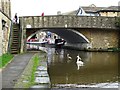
20, 16, 118, 29
0, 11, 11, 55
79, 28, 119, 49
99, 12, 119, 17
0, 0, 11, 18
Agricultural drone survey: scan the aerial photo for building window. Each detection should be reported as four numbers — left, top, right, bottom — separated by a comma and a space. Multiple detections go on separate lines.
2, 20, 6, 30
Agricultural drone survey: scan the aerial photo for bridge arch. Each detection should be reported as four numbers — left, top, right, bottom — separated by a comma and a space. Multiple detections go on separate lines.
43, 28, 90, 44
26, 28, 90, 44
19, 16, 119, 53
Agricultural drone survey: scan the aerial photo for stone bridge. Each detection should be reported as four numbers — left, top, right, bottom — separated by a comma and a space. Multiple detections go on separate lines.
19, 15, 120, 52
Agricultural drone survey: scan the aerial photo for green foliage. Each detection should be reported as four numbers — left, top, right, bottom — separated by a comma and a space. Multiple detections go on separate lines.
0, 53, 13, 68
115, 17, 120, 28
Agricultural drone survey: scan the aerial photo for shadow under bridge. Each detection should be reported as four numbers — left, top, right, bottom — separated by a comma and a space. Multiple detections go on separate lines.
44, 28, 91, 49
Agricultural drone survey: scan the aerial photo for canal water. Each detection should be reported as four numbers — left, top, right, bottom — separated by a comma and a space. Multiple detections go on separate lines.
46, 48, 119, 88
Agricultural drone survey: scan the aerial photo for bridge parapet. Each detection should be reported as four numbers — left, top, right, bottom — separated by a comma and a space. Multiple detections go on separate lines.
19, 15, 118, 29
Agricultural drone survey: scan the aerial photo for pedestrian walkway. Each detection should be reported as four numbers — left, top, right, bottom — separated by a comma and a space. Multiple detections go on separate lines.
2, 52, 35, 88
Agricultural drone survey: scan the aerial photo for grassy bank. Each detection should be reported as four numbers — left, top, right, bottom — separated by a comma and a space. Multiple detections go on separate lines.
0, 53, 13, 68
30, 55, 39, 85
14, 51, 46, 88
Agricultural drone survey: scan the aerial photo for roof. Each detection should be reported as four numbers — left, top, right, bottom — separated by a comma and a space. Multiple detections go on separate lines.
62, 5, 120, 15
82, 7, 105, 13
98, 6, 120, 12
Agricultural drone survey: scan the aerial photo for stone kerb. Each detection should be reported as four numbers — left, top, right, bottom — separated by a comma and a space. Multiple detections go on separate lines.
32, 56, 51, 88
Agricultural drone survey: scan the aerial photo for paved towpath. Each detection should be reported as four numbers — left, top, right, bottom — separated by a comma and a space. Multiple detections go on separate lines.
2, 52, 35, 88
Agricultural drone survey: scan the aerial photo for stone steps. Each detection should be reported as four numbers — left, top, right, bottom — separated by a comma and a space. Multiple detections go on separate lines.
11, 24, 20, 54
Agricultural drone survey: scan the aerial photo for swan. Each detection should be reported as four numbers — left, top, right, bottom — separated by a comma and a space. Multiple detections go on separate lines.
67, 54, 72, 60
76, 55, 84, 65
76, 55, 84, 70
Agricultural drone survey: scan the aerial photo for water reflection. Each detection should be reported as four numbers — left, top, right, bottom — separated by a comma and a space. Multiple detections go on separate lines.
47, 48, 118, 87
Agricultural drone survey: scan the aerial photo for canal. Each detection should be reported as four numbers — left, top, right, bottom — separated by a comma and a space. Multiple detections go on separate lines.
46, 48, 118, 88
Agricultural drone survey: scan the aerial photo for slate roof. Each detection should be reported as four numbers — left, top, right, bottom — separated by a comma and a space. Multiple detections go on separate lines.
82, 7, 105, 13
62, 6, 120, 15
98, 6, 120, 12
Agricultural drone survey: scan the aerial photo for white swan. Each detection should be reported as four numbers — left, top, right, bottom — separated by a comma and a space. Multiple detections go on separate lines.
76, 55, 84, 70
67, 54, 72, 60
76, 55, 83, 64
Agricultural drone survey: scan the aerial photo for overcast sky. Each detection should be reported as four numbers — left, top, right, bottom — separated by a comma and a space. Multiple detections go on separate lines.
11, 0, 120, 18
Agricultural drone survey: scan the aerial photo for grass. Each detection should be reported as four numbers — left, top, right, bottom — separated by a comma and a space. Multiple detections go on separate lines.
14, 53, 41, 88
30, 55, 39, 85
0, 53, 13, 68
23, 54, 40, 87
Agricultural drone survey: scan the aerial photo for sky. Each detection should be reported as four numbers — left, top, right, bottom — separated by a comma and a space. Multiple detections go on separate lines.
11, 0, 120, 19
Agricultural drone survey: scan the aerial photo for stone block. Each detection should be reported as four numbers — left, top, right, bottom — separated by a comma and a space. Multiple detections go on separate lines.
37, 66, 47, 71
40, 62, 47, 67
35, 71, 49, 77
35, 77, 50, 84
31, 84, 50, 88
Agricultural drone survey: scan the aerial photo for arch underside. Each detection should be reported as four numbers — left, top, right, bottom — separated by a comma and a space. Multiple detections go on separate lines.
43, 29, 89, 44
26, 28, 90, 44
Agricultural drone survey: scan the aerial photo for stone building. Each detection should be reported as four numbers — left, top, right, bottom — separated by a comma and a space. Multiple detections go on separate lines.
0, 0, 11, 56
62, 4, 120, 17
98, 6, 120, 17
0, 0, 11, 18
